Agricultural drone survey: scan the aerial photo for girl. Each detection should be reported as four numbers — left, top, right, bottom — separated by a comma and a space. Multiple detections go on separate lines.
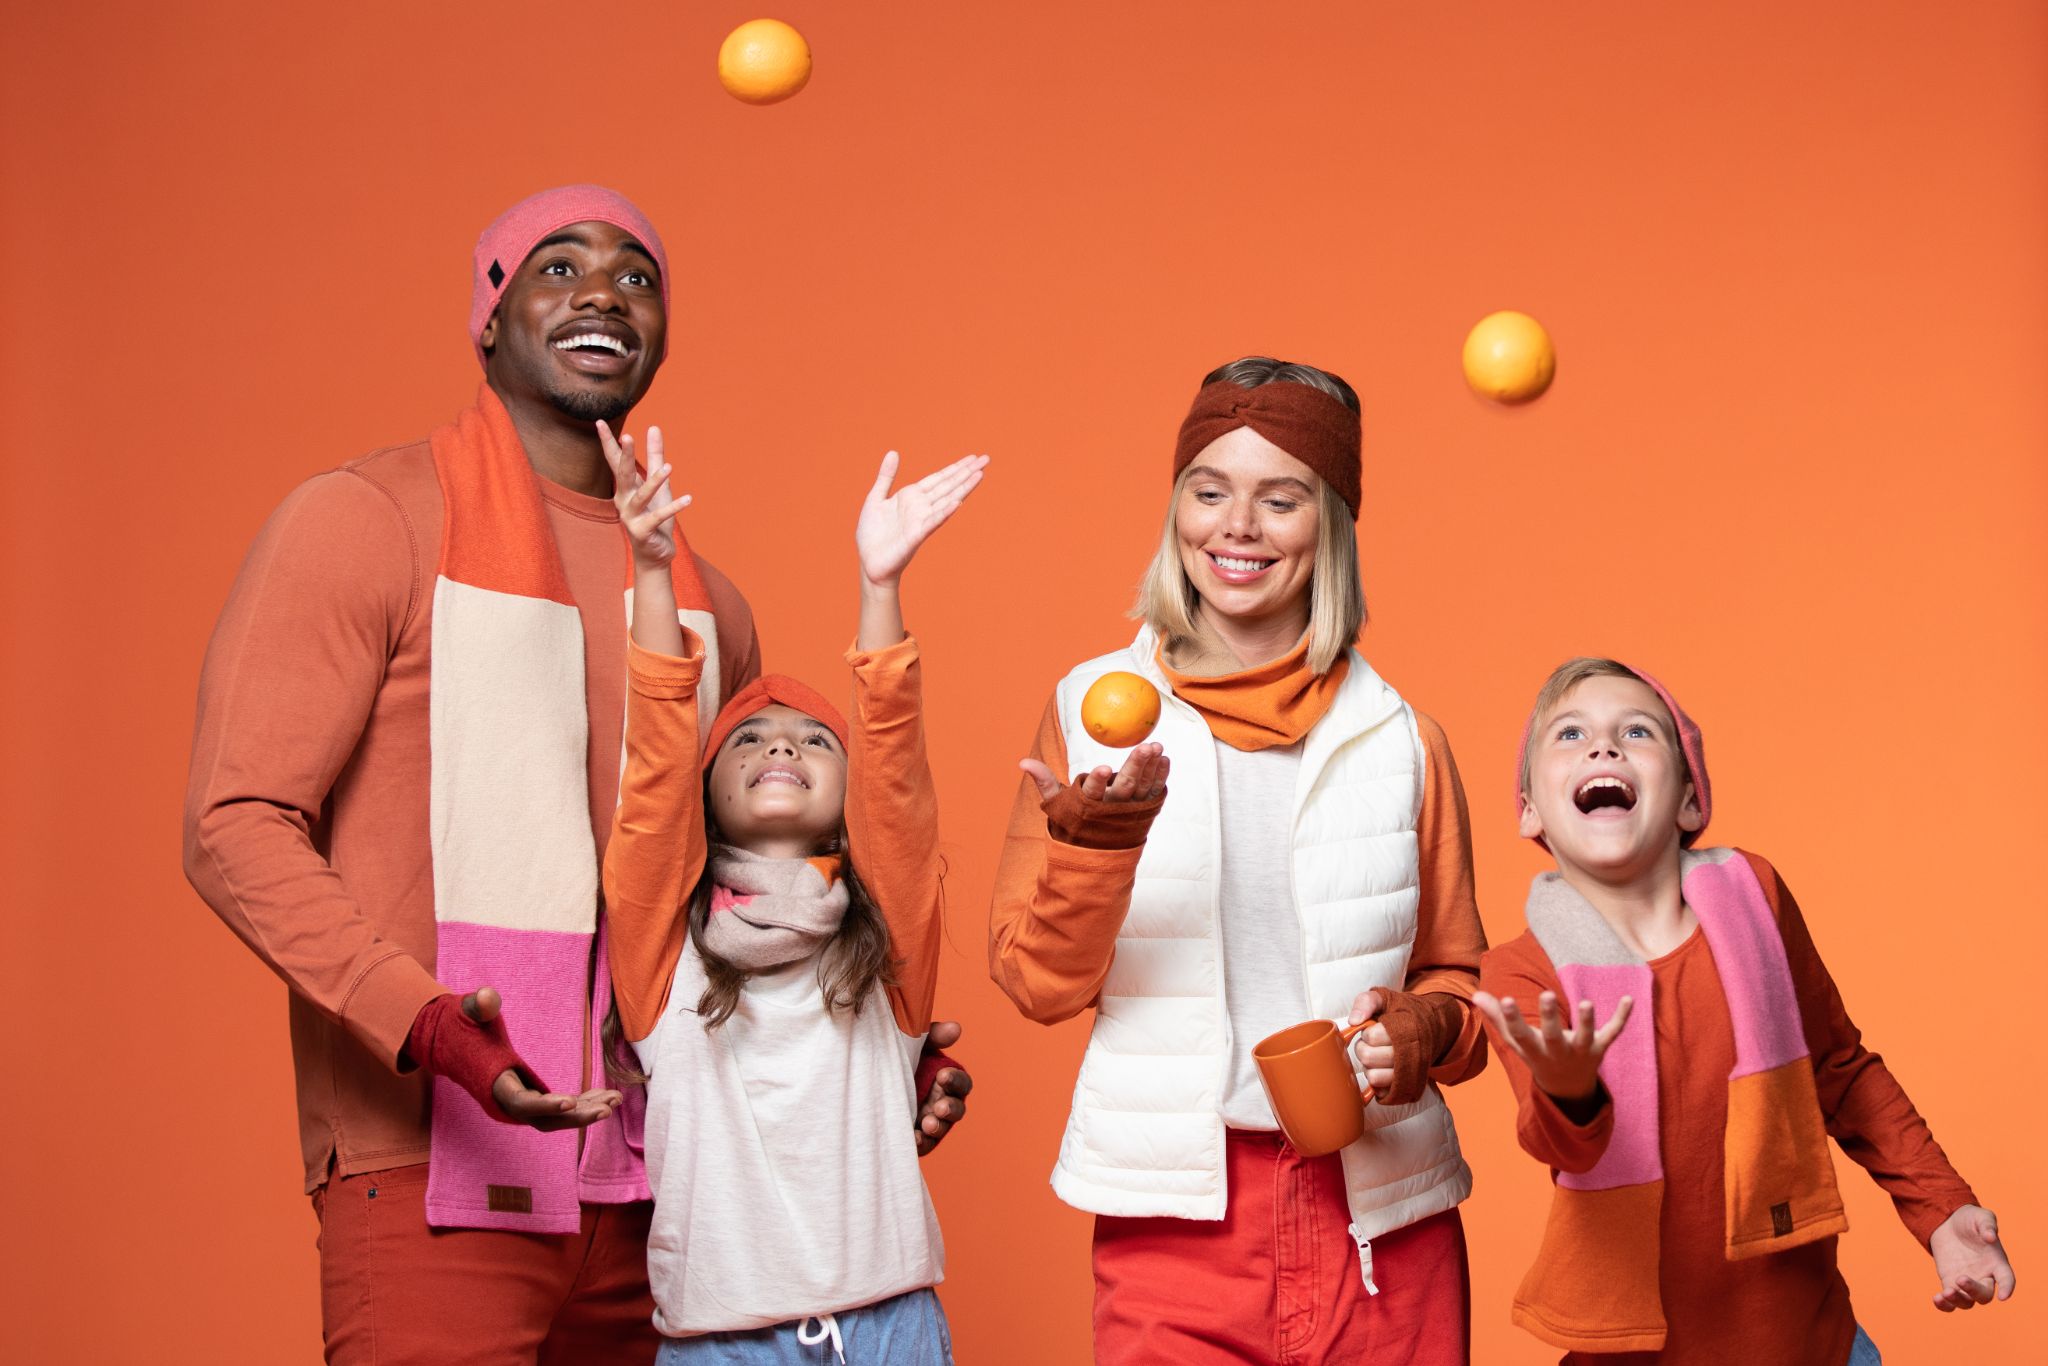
600, 424, 987, 1364
989, 357, 1488, 1364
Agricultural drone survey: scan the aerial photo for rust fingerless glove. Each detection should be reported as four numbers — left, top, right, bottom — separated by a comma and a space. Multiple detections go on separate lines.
404, 993, 546, 1124
1369, 989, 1469, 1107
1041, 783, 1166, 851
914, 1049, 963, 1103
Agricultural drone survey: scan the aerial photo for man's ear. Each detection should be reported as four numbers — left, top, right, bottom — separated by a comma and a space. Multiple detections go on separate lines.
1517, 791, 1544, 841
478, 311, 498, 354
1678, 783, 1704, 834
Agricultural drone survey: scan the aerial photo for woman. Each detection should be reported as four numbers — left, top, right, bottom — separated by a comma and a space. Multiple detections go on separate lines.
989, 357, 1488, 1364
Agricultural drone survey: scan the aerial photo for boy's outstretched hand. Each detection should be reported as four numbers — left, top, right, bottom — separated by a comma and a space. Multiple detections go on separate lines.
1473, 988, 1633, 1112
461, 987, 624, 1133
1930, 1204, 2016, 1311
856, 450, 989, 587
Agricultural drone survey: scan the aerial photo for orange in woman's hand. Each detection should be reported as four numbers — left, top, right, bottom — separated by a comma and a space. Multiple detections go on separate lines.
1081, 672, 1162, 748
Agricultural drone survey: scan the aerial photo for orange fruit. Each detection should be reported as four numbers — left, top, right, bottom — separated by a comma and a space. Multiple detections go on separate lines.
1081, 672, 1162, 748
717, 19, 812, 105
1462, 310, 1556, 403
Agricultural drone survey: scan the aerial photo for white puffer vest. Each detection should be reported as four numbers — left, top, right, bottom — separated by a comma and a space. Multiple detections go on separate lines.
1049, 627, 1472, 1242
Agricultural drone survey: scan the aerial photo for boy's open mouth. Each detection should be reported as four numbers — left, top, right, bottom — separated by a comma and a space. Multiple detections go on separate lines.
1574, 776, 1637, 813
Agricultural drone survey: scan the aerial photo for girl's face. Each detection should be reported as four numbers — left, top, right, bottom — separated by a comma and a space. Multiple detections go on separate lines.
707, 703, 848, 856
1174, 427, 1322, 632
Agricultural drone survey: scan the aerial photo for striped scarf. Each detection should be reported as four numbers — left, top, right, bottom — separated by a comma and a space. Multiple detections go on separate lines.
1517, 846, 1848, 1353
424, 386, 720, 1232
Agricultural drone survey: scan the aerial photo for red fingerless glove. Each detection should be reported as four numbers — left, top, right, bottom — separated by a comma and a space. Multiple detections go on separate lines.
1369, 990, 1468, 1106
914, 1049, 963, 1103
405, 993, 546, 1124
1041, 783, 1166, 850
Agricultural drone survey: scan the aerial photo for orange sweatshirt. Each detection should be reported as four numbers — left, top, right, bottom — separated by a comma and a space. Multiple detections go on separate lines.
989, 696, 1487, 1085
605, 634, 943, 1043
182, 441, 760, 1191
1482, 851, 1976, 1364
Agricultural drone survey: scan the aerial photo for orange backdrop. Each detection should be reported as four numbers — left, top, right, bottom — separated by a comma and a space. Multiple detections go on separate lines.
3, 2, 2042, 1362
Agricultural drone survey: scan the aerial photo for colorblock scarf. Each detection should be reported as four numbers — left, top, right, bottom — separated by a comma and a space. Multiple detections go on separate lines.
701, 848, 849, 971
425, 386, 720, 1232
1157, 628, 1350, 751
1516, 847, 1848, 1353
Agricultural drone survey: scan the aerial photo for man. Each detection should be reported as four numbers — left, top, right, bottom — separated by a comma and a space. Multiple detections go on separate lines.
184, 185, 971, 1363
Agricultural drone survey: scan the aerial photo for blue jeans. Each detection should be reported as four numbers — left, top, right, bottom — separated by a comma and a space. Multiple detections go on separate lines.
1848, 1323, 1882, 1365
655, 1287, 952, 1365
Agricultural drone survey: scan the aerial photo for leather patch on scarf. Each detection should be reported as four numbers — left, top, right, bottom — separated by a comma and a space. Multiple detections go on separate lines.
1770, 1202, 1793, 1237
487, 1185, 533, 1214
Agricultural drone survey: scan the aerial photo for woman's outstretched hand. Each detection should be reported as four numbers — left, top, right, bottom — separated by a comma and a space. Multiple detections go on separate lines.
600, 421, 692, 570
1020, 742, 1169, 806
1472, 988, 1632, 1107
856, 450, 989, 587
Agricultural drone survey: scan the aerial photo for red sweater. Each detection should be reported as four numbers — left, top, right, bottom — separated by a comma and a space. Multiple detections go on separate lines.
1481, 852, 1975, 1364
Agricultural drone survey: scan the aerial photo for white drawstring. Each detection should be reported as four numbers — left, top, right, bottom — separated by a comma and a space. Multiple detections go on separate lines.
1347, 1223, 1381, 1296
798, 1313, 846, 1363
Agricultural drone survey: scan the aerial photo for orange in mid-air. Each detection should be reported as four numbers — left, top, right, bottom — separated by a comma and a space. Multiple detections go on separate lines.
717, 18, 812, 105
1081, 672, 1163, 748
1462, 310, 1556, 403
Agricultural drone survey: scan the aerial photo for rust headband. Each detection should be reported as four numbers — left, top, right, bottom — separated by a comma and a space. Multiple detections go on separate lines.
1172, 380, 1362, 515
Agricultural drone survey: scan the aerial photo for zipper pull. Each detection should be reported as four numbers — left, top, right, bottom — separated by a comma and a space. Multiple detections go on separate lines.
1347, 1222, 1380, 1295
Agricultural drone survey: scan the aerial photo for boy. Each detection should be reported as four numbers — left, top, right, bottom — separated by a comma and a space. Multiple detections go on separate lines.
1474, 658, 2014, 1364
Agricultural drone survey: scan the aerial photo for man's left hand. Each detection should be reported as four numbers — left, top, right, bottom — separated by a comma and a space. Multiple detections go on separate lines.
916, 1019, 973, 1156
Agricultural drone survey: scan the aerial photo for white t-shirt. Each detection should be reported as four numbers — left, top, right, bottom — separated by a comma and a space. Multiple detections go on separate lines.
634, 949, 944, 1337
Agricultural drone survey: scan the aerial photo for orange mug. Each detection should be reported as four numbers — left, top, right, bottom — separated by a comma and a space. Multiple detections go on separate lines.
1252, 1017, 1376, 1157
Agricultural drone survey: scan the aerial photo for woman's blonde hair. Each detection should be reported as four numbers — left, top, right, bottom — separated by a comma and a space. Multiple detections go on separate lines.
1134, 358, 1366, 674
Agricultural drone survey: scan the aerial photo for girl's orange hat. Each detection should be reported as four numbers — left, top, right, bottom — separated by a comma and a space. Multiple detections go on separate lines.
702, 675, 850, 769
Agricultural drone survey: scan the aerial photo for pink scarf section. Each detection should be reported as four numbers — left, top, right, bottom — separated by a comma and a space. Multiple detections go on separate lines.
424, 387, 716, 1233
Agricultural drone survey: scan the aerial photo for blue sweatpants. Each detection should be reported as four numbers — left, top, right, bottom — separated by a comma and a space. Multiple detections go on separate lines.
655, 1287, 952, 1365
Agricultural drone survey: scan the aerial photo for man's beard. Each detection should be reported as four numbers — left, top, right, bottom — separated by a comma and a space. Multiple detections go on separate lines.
546, 382, 635, 425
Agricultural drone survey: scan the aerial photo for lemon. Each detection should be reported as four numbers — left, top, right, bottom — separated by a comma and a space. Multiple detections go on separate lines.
718, 19, 812, 105
1462, 310, 1556, 403
1081, 672, 1163, 749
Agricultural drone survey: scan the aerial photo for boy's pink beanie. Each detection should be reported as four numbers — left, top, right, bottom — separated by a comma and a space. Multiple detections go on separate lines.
468, 185, 671, 366
1516, 664, 1712, 850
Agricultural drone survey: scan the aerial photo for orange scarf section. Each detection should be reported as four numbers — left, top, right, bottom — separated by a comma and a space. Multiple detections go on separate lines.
1157, 632, 1349, 751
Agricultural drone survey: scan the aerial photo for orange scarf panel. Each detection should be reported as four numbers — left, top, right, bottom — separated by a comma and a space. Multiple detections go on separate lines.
1157, 632, 1349, 751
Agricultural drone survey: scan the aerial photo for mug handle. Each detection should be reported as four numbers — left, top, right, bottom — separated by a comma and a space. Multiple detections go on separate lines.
1340, 1016, 1378, 1106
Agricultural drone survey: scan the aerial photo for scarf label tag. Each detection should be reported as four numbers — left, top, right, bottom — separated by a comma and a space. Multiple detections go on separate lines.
1770, 1201, 1793, 1237
487, 1184, 534, 1214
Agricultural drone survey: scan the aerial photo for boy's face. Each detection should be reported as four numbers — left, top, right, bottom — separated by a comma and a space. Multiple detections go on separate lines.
1521, 675, 1703, 883
707, 704, 848, 855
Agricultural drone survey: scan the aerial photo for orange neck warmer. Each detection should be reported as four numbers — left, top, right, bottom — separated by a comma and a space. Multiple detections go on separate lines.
1157, 629, 1350, 751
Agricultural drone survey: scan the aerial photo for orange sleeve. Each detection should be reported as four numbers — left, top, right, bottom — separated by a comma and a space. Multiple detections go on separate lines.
1407, 711, 1490, 1084
602, 634, 709, 1043
987, 694, 1146, 1023
843, 636, 944, 1037
1746, 851, 1978, 1246
1479, 935, 1616, 1174
181, 469, 445, 1070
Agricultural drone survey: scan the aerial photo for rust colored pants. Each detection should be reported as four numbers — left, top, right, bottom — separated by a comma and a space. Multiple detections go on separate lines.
1092, 1130, 1470, 1365
313, 1162, 661, 1365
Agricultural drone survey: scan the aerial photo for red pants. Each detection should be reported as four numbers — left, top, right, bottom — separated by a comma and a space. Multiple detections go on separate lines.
314, 1162, 660, 1365
1092, 1131, 1470, 1365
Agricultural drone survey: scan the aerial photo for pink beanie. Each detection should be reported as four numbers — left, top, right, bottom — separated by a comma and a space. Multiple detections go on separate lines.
469, 184, 671, 366
1516, 663, 1711, 850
